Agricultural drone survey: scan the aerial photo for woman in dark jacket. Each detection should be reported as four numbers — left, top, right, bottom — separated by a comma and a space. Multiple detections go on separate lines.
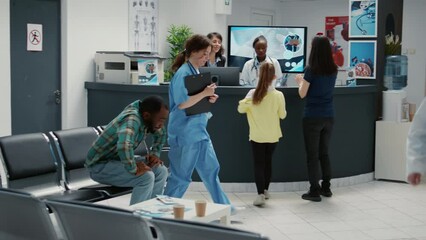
205, 32, 226, 67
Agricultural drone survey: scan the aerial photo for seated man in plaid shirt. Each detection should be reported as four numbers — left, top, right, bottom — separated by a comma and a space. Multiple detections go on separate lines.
86, 95, 169, 205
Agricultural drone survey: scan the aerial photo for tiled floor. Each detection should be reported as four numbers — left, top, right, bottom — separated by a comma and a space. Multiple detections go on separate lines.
104, 181, 426, 240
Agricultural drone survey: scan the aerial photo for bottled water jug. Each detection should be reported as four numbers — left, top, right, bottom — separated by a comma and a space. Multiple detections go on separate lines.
384, 55, 408, 90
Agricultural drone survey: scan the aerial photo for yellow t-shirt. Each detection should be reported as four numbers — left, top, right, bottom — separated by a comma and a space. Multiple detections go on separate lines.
238, 89, 286, 143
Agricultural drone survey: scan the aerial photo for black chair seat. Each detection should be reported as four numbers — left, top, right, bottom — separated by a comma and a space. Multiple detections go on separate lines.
43, 189, 105, 202
81, 184, 133, 197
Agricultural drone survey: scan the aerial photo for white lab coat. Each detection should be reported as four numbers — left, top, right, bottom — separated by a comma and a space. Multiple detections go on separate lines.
406, 97, 426, 177
239, 56, 283, 87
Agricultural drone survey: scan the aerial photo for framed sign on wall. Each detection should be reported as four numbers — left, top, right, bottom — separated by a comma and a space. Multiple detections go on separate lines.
349, 0, 377, 38
129, 0, 159, 52
348, 40, 377, 79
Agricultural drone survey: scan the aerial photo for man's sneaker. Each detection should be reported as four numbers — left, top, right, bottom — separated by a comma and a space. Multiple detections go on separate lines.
253, 194, 266, 206
301, 191, 321, 202
320, 188, 333, 197
264, 189, 270, 199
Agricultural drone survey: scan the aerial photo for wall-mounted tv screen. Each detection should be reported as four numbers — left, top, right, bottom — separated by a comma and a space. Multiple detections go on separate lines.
227, 25, 307, 73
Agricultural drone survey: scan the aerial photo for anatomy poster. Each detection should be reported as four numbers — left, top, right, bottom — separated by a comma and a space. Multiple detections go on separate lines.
349, 0, 377, 38
325, 16, 349, 70
348, 40, 376, 79
129, 0, 158, 52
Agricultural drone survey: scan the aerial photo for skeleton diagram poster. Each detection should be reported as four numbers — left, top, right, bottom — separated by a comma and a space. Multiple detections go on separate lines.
129, 0, 158, 52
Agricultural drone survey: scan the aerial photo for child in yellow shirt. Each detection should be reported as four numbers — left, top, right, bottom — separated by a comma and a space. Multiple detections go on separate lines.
238, 62, 287, 206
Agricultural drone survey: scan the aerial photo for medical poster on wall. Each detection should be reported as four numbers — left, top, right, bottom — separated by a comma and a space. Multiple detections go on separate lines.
348, 40, 376, 79
349, 0, 377, 38
129, 0, 158, 52
325, 16, 349, 70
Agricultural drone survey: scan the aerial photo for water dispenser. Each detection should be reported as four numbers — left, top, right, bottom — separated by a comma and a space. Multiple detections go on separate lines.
384, 55, 408, 90
382, 90, 409, 122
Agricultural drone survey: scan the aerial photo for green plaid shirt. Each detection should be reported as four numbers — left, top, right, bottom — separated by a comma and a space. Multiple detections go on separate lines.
85, 100, 166, 174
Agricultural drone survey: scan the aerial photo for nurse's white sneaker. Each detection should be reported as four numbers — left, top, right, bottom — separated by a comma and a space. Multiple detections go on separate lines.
264, 190, 270, 199
253, 194, 266, 206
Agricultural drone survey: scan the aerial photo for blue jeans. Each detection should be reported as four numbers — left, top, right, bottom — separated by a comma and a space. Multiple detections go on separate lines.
89, 159, 168, 205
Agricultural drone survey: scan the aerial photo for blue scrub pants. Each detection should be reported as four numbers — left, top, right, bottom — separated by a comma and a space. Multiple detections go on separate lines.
164, 140, 230, 205
89, 158, 168, 205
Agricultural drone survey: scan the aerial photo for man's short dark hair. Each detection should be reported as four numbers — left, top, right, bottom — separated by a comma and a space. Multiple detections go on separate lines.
139, 95, 168, 114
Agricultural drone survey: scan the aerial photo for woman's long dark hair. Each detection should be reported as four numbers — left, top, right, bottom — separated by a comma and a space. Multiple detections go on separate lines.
253, 62, 275, 105
171, 34, 212, 72
207, 32, 224, 59
307, 36, 338, 75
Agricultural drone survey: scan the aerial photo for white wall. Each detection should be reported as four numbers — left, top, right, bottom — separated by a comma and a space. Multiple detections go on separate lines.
402, 0, 426, 107
227, 0, 280, 25
158, 0, 228, 57
61, 0, 128, 129
0, 0, 11, 137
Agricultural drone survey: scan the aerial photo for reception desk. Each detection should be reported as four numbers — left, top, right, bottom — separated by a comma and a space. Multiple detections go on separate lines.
85, 82, 377, 183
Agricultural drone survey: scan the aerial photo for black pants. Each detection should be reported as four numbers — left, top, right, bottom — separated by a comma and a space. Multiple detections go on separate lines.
251, 141, 277, 195
303, 118, 334, 193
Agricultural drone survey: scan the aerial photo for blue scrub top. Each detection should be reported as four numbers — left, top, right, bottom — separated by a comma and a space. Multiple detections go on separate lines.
168, 63, 210, 147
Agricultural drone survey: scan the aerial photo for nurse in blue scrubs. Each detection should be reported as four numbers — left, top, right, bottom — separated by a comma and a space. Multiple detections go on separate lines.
164, 34, 231, 205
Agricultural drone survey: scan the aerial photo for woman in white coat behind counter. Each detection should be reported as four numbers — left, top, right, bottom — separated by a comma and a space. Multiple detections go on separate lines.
239, 35, 283, 87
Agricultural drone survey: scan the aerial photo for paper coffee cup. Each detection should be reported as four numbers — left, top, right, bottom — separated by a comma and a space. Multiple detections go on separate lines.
173, 204, 185, 219
195, 200, 207, 217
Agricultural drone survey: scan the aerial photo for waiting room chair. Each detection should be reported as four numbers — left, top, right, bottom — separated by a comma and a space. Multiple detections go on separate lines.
49, 127, 132, 197
150, 217, 269, 240
0, 188, 58, 240
45, 199, 156, 240
0, 132, 104, 202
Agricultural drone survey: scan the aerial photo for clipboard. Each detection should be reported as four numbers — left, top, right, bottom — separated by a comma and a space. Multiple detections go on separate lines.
184, 72, 212, 116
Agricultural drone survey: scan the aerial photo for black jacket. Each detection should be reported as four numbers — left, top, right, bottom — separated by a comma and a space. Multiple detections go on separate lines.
205, 55, 226, 67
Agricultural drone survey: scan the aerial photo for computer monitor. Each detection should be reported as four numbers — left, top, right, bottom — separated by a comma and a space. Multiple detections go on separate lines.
199, 67, 240, 86
228, 25, 307, 73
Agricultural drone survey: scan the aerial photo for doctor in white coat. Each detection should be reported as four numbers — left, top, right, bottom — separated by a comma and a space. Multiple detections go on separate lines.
407, 97, 426, 185
240, 35, 283, 87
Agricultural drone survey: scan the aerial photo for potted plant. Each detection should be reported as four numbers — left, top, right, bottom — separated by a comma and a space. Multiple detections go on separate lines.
385, 32, 402, 56
164, 25, 193, 81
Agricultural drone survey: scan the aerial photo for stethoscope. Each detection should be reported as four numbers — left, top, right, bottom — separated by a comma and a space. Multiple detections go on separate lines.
355, 4, 376, 35
187, 61, 199, 75
251, 56, 273, 77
